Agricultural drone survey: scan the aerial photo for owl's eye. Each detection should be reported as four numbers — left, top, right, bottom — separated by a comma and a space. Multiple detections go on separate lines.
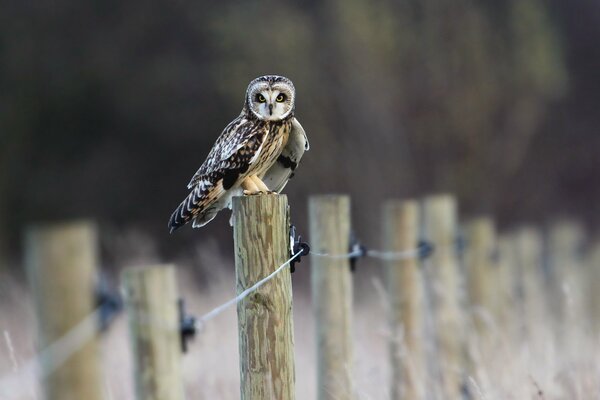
256, 94, 266, 103
276, 94, 286, 102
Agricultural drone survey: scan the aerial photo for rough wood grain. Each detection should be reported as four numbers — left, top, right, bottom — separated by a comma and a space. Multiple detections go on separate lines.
233, 194, 295, 400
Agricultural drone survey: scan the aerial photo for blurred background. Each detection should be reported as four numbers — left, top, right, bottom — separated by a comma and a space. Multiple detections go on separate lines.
1, 0, 598, 262
1, 0, 600, 398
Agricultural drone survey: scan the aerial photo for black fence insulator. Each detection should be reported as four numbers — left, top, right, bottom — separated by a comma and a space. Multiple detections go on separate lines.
455, 234, 467, 255
95, 276, 123, 332
178, 298, 197, 353
289, 225, 310, 273
349, 232, 367, 273
417, 240, 435, 260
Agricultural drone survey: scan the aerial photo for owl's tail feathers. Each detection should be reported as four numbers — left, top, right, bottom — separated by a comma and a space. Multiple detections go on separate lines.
168, 187, 204, 233
168, 184, 224, 233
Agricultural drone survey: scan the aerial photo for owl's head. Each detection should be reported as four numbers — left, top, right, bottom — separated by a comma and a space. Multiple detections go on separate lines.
245, 75, 295, 121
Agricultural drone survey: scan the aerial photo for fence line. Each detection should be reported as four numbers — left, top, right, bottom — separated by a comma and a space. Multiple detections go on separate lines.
312, 247, 424, 261
0, 241, 436, 397
5, 193, 595, 399
199, 250, 303, 327
182, 242, 430, 329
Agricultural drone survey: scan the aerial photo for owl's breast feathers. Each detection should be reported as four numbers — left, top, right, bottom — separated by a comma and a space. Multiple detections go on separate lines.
168, 116, 292, 232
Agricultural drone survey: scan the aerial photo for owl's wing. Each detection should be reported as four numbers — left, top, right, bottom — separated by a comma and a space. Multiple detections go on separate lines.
169, 116, 267, 232
187, 114, 259, 189
262, 117, 309, 193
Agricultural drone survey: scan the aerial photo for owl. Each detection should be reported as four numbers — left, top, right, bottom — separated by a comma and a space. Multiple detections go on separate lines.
168, 75, 309, 232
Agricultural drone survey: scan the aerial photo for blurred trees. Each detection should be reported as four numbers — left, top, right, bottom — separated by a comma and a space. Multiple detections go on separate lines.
0, 0, 596, 258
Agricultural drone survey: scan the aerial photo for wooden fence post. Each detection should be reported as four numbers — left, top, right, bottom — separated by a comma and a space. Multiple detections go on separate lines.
422, 194, 465, 399
514, 227, 546, 337
122, 265, 185, 400
464, 217, 499, 337
547, 220, 586, 330
232, 194, 295, 400
587, 241, 600, 332
25, 221, 103, 400
496, 234, 519, 339
383, 200, 425, 400
309, 195, 353, 400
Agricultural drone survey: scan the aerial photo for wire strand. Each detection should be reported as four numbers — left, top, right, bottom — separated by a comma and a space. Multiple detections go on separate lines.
311, 246, 423, 261
367, 248, 422, 261
0, 241, 427, 397
310, 249, 364, 259
0, 308, 102, 399
197, 251, 303, 326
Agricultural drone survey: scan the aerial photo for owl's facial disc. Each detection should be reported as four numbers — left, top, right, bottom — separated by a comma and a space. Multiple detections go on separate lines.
247, 78, 294, 121
254, 89, 288, 121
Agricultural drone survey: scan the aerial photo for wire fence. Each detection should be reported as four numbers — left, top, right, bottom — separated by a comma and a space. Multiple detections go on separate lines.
2, 219, 598, 400
0, 236, 433, 398
196, 250, 303, 327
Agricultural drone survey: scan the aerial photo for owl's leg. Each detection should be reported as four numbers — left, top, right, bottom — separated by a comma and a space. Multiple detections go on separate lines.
250, 175, 271, 193
241, 176, 262, 195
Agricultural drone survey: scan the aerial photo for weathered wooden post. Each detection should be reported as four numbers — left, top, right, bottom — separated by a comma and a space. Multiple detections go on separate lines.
514, 227, 546, 337
233, 194, 295, 400
547, 220, 586, 330
464, 217, 499, 336
309, 195, 353, 400
587, 240, 600, 332
383, 200, 425, 400
122, 265, 185, 400
25, 221, 103, 400
422, 194, 465, 399
496, 234, 519, 339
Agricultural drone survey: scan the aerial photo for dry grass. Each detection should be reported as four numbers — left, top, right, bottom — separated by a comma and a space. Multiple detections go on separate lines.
1, 239, 599, 399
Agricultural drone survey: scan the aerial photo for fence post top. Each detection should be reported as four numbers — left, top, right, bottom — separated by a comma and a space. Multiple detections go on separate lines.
308, 194, 350, 202
383, 198, 419, 210
24, 220, 97, 237
232, 193, 287, 205
423, 193, 456, 203
121, 264, 176, 276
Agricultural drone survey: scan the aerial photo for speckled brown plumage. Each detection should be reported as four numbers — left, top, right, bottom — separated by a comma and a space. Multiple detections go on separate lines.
168, 75, 307, 232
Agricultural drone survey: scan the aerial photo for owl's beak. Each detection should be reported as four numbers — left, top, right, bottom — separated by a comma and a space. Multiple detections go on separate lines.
268, 104, 273, 115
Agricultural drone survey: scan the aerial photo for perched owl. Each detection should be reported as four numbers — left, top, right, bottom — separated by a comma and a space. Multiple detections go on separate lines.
168, 75, 309, 232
